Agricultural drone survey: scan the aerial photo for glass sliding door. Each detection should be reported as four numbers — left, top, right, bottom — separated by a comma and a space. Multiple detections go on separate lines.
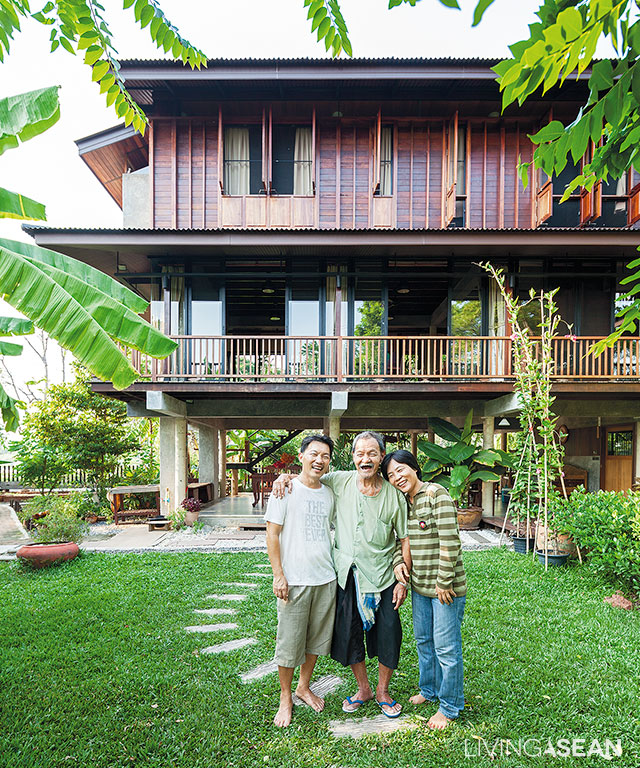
449, 279, 483, 376
188, 277, 224, 377
287, 281, 321, 378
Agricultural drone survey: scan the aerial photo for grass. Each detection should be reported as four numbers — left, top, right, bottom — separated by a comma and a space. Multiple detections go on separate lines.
1, 548, 638, 768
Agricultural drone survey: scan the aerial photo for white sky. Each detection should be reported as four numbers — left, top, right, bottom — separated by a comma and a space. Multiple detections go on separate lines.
0, 0, 543, 397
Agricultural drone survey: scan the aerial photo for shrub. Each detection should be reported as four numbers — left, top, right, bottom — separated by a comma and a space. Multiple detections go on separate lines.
551, 487, 640, 595
29, 503, 89, 544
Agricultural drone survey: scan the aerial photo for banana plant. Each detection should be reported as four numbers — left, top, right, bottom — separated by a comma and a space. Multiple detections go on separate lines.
418, 409, 513, 508
0, 315, 34, 431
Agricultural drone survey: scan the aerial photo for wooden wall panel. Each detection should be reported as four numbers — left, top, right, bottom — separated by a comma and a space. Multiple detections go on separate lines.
176, 122, 191, 229
318, 124, 337, 228
204, 119, 218, 228
428, 123, 444, 227
355, 125, 370, 228
152, 120, 174, 228
337, 124, 371, 229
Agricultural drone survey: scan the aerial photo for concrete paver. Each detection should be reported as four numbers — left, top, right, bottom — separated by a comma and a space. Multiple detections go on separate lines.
204, 594, 247, 602
329, 714, 419, 738
194, 607, 237, 616
240, 659, 277, 683
185, 623, 237, 633
292, 675, 343, 706
201, 638, 257, 655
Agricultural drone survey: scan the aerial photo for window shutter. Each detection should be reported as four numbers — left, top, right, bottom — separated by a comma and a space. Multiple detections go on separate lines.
311, 106, 316, 194
373, 108, 381, 195
579, 141, 601, 226
444, 111, 458, 227
629, 169, 640, 225
535, 175, 553, 226
218, 106, 224, 194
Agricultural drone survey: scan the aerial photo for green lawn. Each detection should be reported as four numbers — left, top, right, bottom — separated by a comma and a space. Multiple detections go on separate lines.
1, 549, 638, 768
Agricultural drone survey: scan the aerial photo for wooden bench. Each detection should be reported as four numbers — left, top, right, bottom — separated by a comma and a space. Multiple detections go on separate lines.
107, 485, 160, 525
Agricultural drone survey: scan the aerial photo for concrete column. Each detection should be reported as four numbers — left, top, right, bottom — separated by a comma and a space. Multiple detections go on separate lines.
174, 418, 188, 507
231, 469, 239, 496
500, 432, 508, 452
219, 429, 227, 498
322, 416, 341, 443
481, 416, 495, 515
159, 417, 176, 515
199, 424, 220, 501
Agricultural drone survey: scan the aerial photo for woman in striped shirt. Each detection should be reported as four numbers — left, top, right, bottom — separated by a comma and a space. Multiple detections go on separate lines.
381, 449, 467, 730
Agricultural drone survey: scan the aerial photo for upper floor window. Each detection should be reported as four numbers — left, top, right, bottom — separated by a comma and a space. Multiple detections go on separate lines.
379, 126, 393, 196
223, 125, 262, 195
271, 125, 313, 195
221, 109, 315, 197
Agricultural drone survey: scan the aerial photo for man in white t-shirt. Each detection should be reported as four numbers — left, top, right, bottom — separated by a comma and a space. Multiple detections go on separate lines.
265, 434, 336, 728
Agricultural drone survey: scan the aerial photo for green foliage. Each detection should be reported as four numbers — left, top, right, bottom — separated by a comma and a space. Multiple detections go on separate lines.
0, 237, 177, 391
417, 410, 511, 507
354, 300, 384, 337
329, 433, 354, 471
552, 487, 640, 595
11, 425, 71, 494
12, 373, 141, 501
303, 0, 352, 57
30, 504, 88, 544
0, 2, 206, 134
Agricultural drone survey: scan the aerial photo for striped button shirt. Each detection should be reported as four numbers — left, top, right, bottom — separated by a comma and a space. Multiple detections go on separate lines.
393, 482, 467, 598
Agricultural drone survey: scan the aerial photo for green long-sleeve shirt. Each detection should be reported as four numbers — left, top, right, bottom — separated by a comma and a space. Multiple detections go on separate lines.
393, 482, 467, 598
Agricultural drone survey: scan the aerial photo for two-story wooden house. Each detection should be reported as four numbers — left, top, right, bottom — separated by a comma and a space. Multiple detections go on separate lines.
25, 58, 640, 514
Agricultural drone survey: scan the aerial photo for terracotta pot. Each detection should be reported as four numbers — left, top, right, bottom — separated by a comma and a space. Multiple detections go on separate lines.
184, 509, 199, 527
457, 506, 483, 530
16, 542, 80, 568
535, 522, 576, 556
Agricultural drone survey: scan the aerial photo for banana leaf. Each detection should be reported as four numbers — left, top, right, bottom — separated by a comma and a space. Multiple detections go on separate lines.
427, 416, 463, 444
0, 316, 33, 336
0, 382, 20, 432
0, 339, 23, 355
450, 443, 476, 462
418, 440, 452, 465
450, 465, 471, 487
0, 185, 46, 220
461, 408, 474, 441
21, 254, 177, 357
473, 449, 503, 467
0, 87, 60, 156
469, 470, 501, 483
3, 237, 148, 314
0, 243, 141, 390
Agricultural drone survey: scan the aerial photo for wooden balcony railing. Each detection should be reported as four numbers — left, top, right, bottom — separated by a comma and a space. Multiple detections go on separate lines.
123, 335, 640, 383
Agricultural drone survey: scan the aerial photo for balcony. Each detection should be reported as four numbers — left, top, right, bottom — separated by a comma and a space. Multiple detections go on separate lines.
124, 335, 640, 384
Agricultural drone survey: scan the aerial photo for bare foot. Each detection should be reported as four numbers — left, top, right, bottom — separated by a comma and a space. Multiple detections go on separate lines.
409, 693, 434, 705
274, 695, 293, 728
342, 690, 374, 713
427, 710, 454, 730
375, 690, 402, 717
295, 686, 325, 713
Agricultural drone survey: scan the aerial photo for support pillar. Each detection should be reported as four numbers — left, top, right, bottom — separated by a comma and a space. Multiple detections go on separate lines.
174, 418, 188, 508
159, 417, 175, 515
409, 430, 418, 456
500, 432, 508, 452
199, 424, 220, 501
219, 429, 227, 498
481, 416, 495, 516
323, 416, 341, 444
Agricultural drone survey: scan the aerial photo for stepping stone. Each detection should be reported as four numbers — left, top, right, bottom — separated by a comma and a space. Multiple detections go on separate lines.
201, 638, 257, 655
245, 572, 270, 578
253, 563, 271, 568
185, 622, 238, 633
293, 675, 343, 706
240, 659, 278, 683
329, 714, 419, 739
204, 594, 247, 601
226, 582, 258, 588
194, 607, 237, 616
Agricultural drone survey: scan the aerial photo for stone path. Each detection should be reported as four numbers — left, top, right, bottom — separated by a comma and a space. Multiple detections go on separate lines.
226, 581, 257, 588
0, 504, 29, 547
240, 659, 278, 683
204, 594, 247, 601
185, 622, 238, 633
329, 714, 420, 738
194, 607, 237, 616
201, 638, 257, 655
292, 674, 343, 706
245, 572, 270, 578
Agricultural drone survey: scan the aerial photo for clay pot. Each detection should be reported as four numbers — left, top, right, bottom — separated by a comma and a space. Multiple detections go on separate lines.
16, 542, 80, 568
457, 506, 483, 530
184, 509, 199, 527
535, 522, 576, 556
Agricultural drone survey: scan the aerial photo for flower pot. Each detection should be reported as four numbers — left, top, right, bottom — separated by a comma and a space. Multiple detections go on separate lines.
512, 535, 536, 554
536, 550, 569, 567
535, 522, 576, 557
16, 542, 80, 568
184, 509, 199, 527
457, 506, 483, 531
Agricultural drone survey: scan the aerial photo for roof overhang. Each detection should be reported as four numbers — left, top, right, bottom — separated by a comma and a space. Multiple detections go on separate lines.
76, 124, 149, 208
23, 225, 640, 260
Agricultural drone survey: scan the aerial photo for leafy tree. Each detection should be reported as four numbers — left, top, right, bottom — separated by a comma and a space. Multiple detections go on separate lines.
12, 371, 141, 501
355, 300, 384, 336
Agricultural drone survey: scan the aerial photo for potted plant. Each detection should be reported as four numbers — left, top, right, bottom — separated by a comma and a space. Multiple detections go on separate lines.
418, 410, 512, 530
16, 499, 88, 568
181, 496, 202, 527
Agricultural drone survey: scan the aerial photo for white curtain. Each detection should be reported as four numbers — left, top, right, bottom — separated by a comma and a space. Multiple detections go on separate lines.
293, 127, 313, 195
488, 280, 506, 376
380, 127, 393, 196
224, 127, 250, 195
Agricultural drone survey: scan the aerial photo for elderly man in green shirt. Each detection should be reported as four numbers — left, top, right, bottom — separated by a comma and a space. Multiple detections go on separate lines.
274, 431, 410, 718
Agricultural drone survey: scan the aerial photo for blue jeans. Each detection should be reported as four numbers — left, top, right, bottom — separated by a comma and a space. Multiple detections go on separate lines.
411, 590, 466, 719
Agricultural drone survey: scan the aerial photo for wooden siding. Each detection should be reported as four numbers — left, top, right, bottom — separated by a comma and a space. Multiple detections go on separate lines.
150, 116, 539, 230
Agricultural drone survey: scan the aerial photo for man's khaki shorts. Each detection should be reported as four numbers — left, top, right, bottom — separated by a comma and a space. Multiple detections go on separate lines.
275, 580, 337, 668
